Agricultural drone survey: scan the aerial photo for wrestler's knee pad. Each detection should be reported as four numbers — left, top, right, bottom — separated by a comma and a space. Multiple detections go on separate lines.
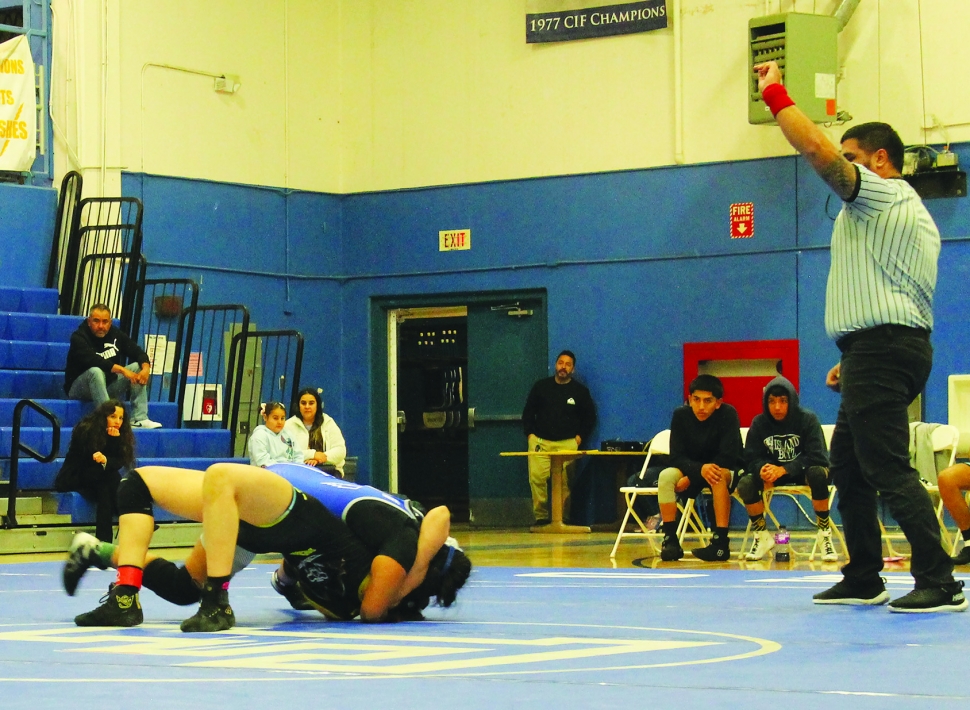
143, 558, 201, 605
805, 466, 830, 501
656, 467, 681, 505
736, 474, 763, 505
116, 470, 154, 516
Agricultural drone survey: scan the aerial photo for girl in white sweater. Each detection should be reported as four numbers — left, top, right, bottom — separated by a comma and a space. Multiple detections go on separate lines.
248, 401, 327, 467
282, 387, 347, 477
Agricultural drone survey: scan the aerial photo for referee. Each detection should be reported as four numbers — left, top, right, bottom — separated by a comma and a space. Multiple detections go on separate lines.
756, 61, 965, 613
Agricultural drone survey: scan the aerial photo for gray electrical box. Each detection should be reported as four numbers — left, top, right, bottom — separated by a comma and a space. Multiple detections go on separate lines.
749, 12, 840, 125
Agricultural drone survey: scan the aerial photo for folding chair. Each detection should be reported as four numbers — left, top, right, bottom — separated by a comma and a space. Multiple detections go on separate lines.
881, 423, 959, 558
610, 430, 711, 557
736, 424, 845, 561
879, 423, 958, 556
610, 430, 669, 557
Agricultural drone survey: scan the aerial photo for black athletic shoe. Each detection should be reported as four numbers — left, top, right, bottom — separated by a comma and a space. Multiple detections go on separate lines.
660, 536, 684, 561
691, 541, 730, 562
63, 532, 107, 596
888, 580, 968, 613
181, 589, 235, 633
813, 578, 888, 605
271, 569, 314, 611
75, 585, 143, 627
952, 546, 970, 566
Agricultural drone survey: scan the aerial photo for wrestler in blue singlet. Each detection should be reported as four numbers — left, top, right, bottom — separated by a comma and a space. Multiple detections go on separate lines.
267, 462, 420, 522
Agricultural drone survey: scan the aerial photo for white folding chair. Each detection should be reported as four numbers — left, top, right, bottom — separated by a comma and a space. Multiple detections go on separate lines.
610, 430, 670, 557
881, 423, 959, 557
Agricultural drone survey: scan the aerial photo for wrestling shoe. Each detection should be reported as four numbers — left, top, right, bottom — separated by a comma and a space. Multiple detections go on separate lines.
74, 584, 143, 627
744, 530, 775, 561
181, 587, 235, 632
271, 569, 314, 611
692, 540, 731, 562
660, 535, 684, 561
816, 528, 839, 562
888, 580, 967, 613
813, 578, 888, 605
63, 532, 107, 596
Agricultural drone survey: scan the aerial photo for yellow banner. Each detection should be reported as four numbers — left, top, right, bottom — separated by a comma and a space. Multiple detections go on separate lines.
0, 35, 37, 171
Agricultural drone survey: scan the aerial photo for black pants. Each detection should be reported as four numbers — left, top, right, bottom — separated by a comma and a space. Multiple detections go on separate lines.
79, 468, 121, 542
831, 325, 953, 588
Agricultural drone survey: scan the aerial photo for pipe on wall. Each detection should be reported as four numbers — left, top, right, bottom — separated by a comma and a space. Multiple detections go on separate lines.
673, 0, 684, 164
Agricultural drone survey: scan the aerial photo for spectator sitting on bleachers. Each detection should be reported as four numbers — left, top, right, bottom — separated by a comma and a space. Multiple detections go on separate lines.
54, 399, 135, 541
248, 400, 327, 468
938, 462, 970, 565
63, 303, 161, 429
737, 376, 836, 562
657, 374, 744, 562
282, 387, 347, 478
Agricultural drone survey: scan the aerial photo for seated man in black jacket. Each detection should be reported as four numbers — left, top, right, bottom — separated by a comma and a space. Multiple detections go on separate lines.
64, 303, 161, 429
657, 375, 743, 562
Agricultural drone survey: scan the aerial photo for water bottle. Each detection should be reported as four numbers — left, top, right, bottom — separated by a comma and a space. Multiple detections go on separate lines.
774, 526, 791, 562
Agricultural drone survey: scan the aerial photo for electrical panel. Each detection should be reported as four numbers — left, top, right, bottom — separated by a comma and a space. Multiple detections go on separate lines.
749, 12, 840, 125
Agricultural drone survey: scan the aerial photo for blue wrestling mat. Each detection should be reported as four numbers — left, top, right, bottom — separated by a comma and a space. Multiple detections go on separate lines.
1, 563, 968, 709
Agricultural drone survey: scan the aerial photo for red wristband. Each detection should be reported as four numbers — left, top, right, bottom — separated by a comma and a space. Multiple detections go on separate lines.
762, 83, 795, 117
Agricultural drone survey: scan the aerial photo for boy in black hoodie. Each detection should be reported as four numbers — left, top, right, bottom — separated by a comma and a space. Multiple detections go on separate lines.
738, 376, 835, 561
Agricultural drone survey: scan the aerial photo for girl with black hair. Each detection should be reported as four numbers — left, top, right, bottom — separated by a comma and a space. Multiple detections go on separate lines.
248, 401, 326, 467
282, 387, 347, 476
55, 399, 135, 540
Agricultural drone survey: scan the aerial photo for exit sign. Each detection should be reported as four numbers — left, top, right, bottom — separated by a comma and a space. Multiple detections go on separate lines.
439, 229, 471, 251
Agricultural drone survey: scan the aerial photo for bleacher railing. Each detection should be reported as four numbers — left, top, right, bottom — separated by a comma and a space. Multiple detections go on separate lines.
2, 400, 60, 530
226, 330, 304, 457
46, 170, 83, 298
129, 278, 200, 405
71, 251, 147, 329
175, 305, 250, 432
59, 197, 144, 328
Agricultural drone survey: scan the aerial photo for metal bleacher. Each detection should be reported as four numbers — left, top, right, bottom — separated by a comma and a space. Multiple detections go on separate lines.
0, 285, 243, 554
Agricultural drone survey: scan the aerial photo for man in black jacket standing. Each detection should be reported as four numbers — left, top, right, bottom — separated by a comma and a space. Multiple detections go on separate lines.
64, 303, 161, 429
522, 350, 596, 527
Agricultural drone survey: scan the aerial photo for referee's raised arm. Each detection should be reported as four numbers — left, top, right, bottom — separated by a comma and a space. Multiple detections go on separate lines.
754, 60, 860, 200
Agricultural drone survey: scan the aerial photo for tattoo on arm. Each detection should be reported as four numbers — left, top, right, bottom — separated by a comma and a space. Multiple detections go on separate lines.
818, 156, 858, 201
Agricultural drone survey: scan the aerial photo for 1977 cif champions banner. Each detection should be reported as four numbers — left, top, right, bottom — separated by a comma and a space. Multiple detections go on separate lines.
526, 0, 668, 43
0, 35, 37, 171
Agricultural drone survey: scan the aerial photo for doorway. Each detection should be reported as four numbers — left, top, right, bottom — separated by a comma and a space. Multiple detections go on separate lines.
372, 290, 547, 526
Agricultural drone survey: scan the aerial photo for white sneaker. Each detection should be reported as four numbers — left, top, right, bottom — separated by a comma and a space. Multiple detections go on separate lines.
131, 418, 162, 429
745, 529, 775, 561
817, 528, 839, 561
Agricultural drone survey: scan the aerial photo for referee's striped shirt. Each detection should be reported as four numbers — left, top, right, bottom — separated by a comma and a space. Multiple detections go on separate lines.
824, 165, 941, 341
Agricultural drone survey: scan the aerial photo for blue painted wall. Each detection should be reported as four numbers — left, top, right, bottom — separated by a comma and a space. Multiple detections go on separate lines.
114, 150, 970, 490
0, 182, 56, 286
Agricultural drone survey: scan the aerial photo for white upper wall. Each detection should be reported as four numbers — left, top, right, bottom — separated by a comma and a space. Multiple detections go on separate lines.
86, 0, 970, 193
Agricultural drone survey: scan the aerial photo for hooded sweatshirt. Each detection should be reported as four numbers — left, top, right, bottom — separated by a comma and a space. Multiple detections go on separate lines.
744, 375, 829, 477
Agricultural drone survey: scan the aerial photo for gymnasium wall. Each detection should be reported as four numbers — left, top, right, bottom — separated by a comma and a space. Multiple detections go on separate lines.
109, 1, 970, 193
124, 139, 970, 486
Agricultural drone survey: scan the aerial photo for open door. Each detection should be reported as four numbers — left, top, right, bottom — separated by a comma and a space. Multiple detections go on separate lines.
381, 292, 547, 526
